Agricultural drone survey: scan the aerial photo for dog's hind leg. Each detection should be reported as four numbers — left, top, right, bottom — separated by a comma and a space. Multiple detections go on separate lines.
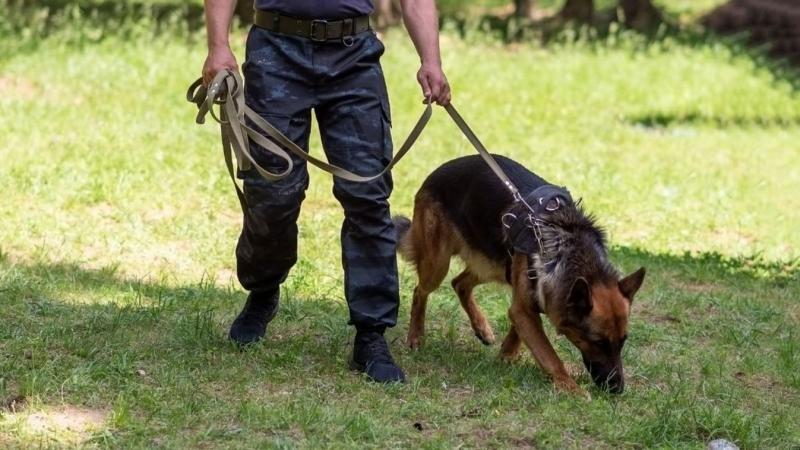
452, 270, 495, 345
499, 325, 522, 361
408, 257, 450, 350
407, 204, 452, 350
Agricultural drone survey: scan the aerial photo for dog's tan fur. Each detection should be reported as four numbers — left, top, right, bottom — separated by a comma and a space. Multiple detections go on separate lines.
401, 194, 502, 350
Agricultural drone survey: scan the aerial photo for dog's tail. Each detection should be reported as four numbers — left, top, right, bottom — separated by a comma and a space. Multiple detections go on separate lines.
393, 215, 415, 264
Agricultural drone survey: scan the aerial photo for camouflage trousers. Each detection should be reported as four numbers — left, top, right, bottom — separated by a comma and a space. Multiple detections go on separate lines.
236, 26, 399, 329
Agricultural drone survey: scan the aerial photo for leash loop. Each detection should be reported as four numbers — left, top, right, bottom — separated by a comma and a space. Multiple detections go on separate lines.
188, 71, 534, 217
188, 70, 434, 210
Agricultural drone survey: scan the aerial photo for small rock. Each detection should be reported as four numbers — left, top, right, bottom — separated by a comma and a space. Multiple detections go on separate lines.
136, 369, 147, 377
708, 439, 739, 450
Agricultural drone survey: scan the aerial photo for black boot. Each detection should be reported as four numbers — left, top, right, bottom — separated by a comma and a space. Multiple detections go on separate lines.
229, 289, 279, 346
350, 327, 406, 383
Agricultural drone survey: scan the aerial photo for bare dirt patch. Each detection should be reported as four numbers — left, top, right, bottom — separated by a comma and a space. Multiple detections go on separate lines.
680, 282, 719, 294
787, 303, 800, 324
25, 406, 108, 440
632, 302, 681, 325
733, 371, 786, 393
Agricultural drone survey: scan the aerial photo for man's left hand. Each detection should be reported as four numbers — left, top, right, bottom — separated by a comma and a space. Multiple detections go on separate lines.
417, 63, 451, 106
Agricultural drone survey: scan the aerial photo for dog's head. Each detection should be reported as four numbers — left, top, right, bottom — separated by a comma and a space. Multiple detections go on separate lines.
545, 268, 646, 393
512, 188, 646, 393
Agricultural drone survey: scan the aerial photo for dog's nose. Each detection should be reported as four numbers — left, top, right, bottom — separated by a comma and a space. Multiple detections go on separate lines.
594, 378, 624, 394
590, 370, 624, 393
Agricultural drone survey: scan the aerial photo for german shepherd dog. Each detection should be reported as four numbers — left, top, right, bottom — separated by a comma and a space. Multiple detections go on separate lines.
394, 155, 646, 395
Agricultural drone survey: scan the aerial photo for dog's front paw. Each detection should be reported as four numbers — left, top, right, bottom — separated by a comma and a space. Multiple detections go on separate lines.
499, 348, 521, 362
407, 334, 422, 350
554, 378, 592, 400
475, 327, 495, 346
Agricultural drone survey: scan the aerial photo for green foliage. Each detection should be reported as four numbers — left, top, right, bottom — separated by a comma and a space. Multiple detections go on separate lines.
1, 1, 799, 448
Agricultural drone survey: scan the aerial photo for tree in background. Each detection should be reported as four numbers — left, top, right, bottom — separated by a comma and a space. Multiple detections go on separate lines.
557, 0, 663, 30
233, 0, 664, 33
558, 0, 594, 23
704, 0, 800, 66
373, 0, 402, 29
514, 0, 536, 19
618, 0, 663, 31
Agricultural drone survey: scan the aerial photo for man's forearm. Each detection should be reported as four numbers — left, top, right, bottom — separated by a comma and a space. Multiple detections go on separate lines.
205, 0, 237, 49
399, 0, 441, 65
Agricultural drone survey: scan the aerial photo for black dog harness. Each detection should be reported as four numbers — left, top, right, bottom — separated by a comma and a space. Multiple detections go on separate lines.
501, 185, 573, 283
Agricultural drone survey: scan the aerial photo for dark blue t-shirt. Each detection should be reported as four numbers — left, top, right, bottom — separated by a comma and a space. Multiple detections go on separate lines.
255, 0, 374, 19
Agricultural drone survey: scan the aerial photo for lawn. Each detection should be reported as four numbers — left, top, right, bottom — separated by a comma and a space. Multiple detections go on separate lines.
1, 2, 799, 448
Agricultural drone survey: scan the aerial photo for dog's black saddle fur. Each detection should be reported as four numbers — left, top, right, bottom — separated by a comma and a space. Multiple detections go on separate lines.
418, 154, 574, 263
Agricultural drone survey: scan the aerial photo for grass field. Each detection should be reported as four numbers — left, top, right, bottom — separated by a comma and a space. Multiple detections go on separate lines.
1, 2, 799, 448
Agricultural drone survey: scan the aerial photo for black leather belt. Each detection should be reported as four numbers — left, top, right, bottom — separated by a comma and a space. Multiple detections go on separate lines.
254, 10, 371, 42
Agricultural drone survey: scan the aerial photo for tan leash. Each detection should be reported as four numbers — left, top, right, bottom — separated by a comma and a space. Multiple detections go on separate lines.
187, 70, 431, 211
187, 69, 526, 211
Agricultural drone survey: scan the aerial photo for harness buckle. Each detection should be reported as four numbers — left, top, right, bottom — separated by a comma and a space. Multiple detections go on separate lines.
310, 20, 328, 41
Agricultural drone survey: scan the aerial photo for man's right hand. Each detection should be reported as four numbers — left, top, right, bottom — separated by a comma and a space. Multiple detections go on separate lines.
202, 45, 239, 86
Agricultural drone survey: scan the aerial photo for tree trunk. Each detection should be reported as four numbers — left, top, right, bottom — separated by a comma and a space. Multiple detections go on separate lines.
514, 0, 536, 19
234, 0, 254, 26
372, 0, 402, 30
619, 0, 662, 31
559, 0, 594, 23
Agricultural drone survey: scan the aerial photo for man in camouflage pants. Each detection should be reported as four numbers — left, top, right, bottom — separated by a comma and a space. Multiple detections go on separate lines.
201, 0, 450, 383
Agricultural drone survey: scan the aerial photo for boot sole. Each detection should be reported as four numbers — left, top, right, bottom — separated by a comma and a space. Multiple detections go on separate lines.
349, 359, 367, 372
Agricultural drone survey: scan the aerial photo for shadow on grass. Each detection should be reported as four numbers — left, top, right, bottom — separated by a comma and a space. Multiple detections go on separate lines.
1, 246, 796, 381
627, 112, 800, 128
1, 247, 798, 446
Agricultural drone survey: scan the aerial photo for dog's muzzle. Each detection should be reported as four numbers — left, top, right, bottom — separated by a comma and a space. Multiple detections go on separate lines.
583, 355, 625, 394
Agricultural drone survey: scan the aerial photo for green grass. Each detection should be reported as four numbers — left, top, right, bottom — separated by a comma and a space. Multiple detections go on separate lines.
1, 6, 800, 449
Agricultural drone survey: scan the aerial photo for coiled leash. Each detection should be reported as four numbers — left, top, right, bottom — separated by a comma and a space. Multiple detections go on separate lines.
186, 70, 567, 239
187, 70, 431, 212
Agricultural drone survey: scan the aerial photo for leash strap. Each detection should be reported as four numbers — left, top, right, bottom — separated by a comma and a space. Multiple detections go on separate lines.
187, 70, 527, 211
442, 104, 521, 200
187, 70, 433, 210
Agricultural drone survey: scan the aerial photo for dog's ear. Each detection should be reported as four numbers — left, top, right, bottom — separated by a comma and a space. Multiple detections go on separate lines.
619, 267, 646, 302
567, 277, 592, 316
